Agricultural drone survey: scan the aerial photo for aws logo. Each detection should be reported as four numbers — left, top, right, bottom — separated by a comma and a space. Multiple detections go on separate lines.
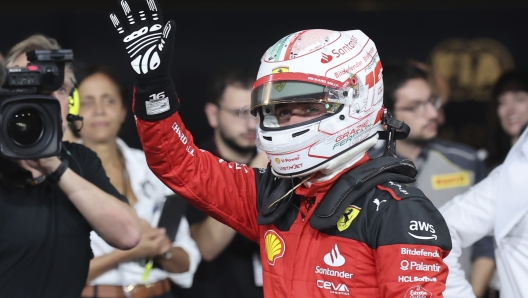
408, 220, 437, 240
337, 205, 361, 232
264, 230, 286, 266
321, 52, 333, 64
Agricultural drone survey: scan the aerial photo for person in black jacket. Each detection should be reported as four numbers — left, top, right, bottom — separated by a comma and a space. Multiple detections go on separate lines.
0, 34, 141, 298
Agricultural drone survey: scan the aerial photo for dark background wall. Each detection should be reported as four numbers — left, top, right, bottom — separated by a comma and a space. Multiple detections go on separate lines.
1, 0, 526, 152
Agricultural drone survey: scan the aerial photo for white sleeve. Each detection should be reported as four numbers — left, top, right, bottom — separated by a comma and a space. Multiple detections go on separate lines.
439, 167, 499, 298
166, 216, 201, 288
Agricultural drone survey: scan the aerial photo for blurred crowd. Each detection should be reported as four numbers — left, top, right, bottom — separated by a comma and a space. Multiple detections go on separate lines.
0, 24, 527, 298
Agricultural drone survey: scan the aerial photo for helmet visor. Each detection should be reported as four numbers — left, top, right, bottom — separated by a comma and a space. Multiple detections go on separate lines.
251, 81, 342, 114
252, 81, 345, 129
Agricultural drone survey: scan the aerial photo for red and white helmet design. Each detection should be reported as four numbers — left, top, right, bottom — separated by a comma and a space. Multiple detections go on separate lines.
251, 29, 384, 178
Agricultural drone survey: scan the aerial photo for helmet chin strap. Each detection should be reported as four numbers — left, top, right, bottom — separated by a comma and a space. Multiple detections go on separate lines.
378, 109, 410, 157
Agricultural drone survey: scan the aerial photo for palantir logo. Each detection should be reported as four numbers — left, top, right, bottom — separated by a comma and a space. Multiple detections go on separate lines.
401, 260, 409, 271
321, 52, 333, 64
323, 244, 345, 267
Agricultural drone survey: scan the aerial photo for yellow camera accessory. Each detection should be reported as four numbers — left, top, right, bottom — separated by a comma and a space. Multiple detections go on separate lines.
68, 88, 80, 118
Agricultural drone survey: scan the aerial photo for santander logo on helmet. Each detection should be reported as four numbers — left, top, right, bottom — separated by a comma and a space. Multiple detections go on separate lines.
251, 29, 384, 178
321, 52, 333, 64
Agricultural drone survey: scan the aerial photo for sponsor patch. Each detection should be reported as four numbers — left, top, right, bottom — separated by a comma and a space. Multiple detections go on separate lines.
316, 280, 350, 296
408, 220, 437, 241
398, 276, 437, 283
400, 260, 441, 272
337, 205, 361, 232
431, 172, 470, 190
271, 67, 289, 92
405, 285, 432, 298
401, 247, 440, 258
324, 244, 345, 267
264, 230, 285, 266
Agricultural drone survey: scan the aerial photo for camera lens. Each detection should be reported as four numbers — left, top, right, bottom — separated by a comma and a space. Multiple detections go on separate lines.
7, 108, 43, 146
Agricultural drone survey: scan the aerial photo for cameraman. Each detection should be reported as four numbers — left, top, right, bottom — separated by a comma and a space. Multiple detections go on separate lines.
6, 35, 78, 142
0, 35, 141, 297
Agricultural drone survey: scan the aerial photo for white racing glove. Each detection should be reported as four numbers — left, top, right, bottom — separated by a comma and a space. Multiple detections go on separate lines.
109, 0, 179, 120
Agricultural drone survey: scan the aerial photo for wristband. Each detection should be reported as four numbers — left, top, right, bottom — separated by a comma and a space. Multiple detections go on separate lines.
47, 159, 69, 184
134, 74, 180, 121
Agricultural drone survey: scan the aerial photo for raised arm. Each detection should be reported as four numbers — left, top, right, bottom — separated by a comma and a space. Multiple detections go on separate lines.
108, 0, 260, 241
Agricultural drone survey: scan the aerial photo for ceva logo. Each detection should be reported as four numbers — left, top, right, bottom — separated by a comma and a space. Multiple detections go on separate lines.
321, 52, 333, 64
264, 230, 285, 266
324, 244, 345, 267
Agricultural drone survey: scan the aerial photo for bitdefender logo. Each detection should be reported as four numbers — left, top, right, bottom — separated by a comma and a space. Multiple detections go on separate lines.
321, 52, 333, 64
401, 247, 440, 258
324, 244, 345, 267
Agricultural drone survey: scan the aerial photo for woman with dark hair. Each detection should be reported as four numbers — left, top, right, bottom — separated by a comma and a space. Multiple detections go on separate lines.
77, 65, 200, 298
495, 70, 528, 144
488, 70, 528, 167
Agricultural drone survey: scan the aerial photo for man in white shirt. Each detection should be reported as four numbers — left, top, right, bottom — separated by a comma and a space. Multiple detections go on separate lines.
441, 127, 528, 298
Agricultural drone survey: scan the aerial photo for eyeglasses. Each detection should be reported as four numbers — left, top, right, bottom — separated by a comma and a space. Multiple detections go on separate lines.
218, 104, 260, 121
394, 95, 442, 115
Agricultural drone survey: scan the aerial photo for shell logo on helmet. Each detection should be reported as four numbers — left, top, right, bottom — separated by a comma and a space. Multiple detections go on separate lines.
264, 230, 286, 266
252, 29, 385, 178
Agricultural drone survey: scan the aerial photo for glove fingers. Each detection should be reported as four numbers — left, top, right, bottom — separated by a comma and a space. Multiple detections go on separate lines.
143, 0, 164, 24
109, 12, 127, 36
161, 20, 176, 52
118, 0, 150, 32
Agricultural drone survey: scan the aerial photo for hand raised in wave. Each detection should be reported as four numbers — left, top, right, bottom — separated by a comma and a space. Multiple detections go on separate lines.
109, 0, 175, 78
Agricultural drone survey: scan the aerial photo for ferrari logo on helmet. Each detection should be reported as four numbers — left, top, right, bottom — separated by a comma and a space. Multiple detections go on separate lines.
264, 230, 286, 265
272, 67, 289, 92
275, 158, 281, 164
337, 205, 361, 232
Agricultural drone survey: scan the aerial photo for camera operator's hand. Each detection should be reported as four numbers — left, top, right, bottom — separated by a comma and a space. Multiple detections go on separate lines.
109, 0, 179, 121
24, 156, 62, 176
128, 219, 172, 259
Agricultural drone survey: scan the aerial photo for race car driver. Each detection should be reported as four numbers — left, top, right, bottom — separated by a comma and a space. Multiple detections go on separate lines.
108, 0, 452, 296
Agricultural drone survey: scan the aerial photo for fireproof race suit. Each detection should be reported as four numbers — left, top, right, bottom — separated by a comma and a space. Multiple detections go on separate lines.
109, 2, 451, 293
131, 89, 452, 298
